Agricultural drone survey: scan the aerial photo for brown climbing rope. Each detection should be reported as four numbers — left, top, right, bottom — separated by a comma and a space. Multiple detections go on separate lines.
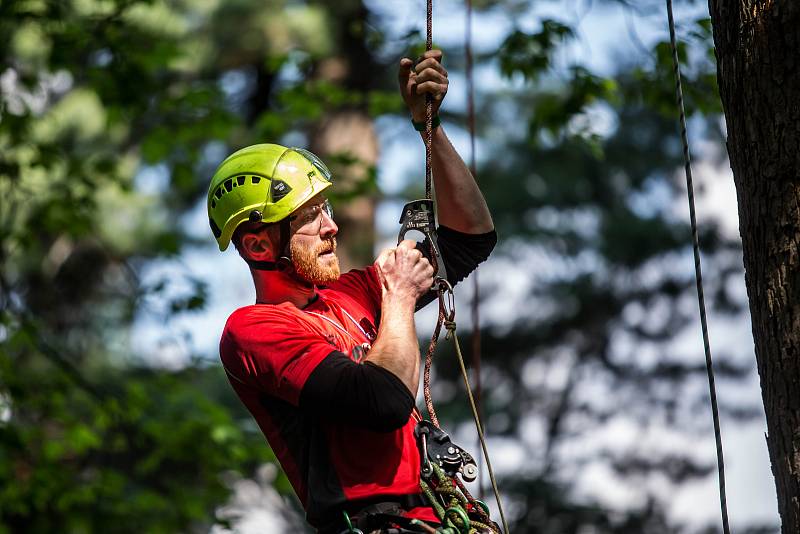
464, 0, 485, 502
416, 1, 509, 532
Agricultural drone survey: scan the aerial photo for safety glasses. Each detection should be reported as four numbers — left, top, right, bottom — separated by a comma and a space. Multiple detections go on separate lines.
290, 198, 335, 236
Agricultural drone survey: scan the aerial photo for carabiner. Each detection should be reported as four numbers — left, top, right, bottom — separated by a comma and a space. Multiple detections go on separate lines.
443, 506, 471, 534
341, 511, 364, 534
437, 278, 455, 320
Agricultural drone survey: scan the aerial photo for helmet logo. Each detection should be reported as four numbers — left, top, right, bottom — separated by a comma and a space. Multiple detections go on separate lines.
294, 147, 332, 182
271, 179, 292, 202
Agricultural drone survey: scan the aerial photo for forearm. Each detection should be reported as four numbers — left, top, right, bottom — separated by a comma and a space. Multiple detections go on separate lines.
364, 293, 420, 395
418, 126, 494, 234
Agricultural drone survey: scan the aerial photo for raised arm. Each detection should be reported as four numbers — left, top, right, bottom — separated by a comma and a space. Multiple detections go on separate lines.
398, 50, 494, 234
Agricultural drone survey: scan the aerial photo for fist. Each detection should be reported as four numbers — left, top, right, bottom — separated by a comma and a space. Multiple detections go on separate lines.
398, 50, 449, 123
375, 240, 435, 301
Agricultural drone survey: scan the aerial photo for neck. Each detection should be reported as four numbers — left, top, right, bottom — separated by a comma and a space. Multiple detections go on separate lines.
252, 269, 317, 309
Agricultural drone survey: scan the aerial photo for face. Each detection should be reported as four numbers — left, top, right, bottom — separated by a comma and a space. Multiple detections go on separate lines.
288, 195, 340, 285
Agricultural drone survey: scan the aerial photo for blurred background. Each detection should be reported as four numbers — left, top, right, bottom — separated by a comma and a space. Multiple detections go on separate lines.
0, 0, 779, 532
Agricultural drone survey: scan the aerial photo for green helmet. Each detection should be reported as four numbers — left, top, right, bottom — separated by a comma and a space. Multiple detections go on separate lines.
207, 143, 333, 251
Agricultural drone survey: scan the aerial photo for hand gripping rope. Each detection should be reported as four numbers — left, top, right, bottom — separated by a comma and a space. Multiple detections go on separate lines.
665, 2, 730, 533
393, 1, 510, 532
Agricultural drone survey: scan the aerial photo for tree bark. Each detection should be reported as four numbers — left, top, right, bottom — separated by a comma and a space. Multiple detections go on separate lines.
708, 2, 800, 531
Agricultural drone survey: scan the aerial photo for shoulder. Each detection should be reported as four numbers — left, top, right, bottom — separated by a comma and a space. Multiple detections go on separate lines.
223, 304, 302, 344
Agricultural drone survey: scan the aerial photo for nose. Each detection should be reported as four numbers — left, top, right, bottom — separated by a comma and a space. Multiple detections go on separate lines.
320, 209, 338, 237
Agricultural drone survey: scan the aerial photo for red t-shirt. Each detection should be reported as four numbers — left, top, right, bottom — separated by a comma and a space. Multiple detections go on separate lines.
219, 266, 436, 527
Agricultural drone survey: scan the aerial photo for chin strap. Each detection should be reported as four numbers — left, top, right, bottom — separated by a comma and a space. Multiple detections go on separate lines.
246, 255, 314, 291
245, 256, 292, 272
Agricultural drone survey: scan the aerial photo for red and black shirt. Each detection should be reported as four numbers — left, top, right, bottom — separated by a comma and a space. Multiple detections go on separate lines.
219, 226, 496, 528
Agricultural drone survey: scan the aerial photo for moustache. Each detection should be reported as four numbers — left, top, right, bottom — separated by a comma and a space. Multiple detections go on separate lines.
316, 238, 337, 255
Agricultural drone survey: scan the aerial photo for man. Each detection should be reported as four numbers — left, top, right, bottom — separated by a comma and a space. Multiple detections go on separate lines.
208, 51, 496, 533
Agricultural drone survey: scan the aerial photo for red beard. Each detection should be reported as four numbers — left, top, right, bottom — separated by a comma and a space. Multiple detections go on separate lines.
290, 236, 340, 285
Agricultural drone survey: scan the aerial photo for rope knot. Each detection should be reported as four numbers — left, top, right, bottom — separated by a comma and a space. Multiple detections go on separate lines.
444, 319, 456, 339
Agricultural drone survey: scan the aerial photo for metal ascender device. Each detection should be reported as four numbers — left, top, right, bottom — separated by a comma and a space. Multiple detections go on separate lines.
414, 420, 479, 483
397, 199, 448, 290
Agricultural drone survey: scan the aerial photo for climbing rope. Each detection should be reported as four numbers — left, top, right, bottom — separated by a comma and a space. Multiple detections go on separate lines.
415, 1, 509, 532
420, 284, 509, 533
441, 285, 509, 533
464, 0, 485, 503
664, 2, 730, 533
420, 461, 496, 533
424, 0, 434, 201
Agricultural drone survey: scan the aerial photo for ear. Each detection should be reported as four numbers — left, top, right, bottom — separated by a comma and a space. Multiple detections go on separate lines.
239, 230, 276, 261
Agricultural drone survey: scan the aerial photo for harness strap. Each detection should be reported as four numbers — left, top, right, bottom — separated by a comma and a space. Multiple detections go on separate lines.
319, 497, 436, 534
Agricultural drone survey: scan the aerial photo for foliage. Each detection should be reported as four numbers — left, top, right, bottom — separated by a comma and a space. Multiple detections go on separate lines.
1, 316, 272, 533
0, 0, 382, 530
418, 4, 762, 532
0, 0, 771, 533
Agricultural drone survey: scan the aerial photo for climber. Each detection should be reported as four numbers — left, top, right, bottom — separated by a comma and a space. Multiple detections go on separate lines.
207, 50, 496, 533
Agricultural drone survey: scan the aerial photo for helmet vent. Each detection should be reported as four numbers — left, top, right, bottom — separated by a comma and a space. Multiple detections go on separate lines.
209, 217, 222, 238
215, 187, 224, 199
271, 179, 292, 202
237, 176, 246, 186
224, 179, 233, 192
211, 200, 216, 209
252, 176, 261, 184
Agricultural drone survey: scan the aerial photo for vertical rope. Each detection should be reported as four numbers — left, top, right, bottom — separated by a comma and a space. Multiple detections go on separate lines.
447, 320, 510, 533
425, 0, 434, 201
665, 2, 730, 533
424, 299, 445, 428
419, 1, 507, 530
464, 0, 485, 503
421, 0, 439, 428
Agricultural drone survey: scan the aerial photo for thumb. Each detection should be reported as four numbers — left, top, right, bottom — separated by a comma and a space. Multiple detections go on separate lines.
374, 248, 394, 288
375, 247, 394, 267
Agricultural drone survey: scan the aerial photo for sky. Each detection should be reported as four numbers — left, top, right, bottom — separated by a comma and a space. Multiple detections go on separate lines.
130, 1, 779, 531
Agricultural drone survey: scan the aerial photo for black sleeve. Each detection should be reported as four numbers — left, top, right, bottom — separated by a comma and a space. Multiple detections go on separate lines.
415, 225, 497, 309
299, 351, 415, 433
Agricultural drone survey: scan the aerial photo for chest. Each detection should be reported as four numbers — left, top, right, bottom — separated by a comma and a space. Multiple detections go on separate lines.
301, 298, 377, 362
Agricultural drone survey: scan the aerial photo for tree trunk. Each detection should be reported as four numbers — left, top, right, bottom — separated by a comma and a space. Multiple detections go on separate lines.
708, 2, 800, 531
310, 110, 378, 271
309, 0, 381, 271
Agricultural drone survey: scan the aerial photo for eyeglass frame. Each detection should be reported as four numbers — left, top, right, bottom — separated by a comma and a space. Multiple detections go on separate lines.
288, 198, 335, 236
